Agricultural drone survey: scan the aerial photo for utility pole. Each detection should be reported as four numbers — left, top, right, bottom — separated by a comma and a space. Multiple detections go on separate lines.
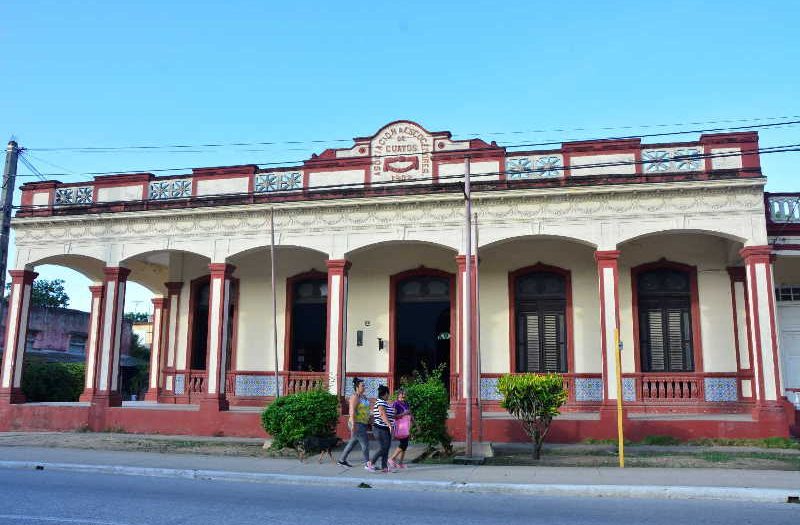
0, 141, 20, 297
463, 156, 473, 458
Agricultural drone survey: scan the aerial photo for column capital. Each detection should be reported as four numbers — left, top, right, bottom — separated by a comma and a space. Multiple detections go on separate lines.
727, 266, 747, 282
165, 281, 184, 295
740, 245, 774, 264
594, 250, 620, 264
89, 284, 105, 297
8, 270, 38, 285
325, 259, 351, 274
455, 254, 478, 271
151, 297, 166, 308
103, 267, 131, 281
208, 263, 236, 277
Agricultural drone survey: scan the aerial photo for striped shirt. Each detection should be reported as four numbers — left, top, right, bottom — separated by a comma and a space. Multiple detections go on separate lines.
372, 399, 395, 428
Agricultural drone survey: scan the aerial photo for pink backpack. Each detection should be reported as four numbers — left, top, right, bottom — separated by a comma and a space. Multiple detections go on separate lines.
394, 414, 412, 439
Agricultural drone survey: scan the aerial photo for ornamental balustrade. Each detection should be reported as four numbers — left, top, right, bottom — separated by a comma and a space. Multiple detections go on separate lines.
54, 186, 94, 206
767, 194, 800, 223
283, 371, 325, 394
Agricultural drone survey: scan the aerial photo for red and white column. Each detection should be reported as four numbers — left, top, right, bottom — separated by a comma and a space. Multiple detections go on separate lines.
455, 255, 478, 401
96, 267, 130, 406
162, 282, 183, 395
596, 250, 621, 401
326, 259, 350, 396
0, 269, 37, 404
204, 263, 235, 409
728, 267, 755, 401
144, 297, 167, 401
79, 284, 106, 402
740, 246, 783, 405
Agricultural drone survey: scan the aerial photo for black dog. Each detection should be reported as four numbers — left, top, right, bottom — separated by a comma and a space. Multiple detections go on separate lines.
297, 436, 340, 463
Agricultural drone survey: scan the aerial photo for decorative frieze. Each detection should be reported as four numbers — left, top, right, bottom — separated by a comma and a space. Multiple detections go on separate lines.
479, 377, 502, 400
54, 186, 94, 206
574, 377, 603, 401
234, 374, 277, 397
149, 179, 192, 200
254, 172, 302, 193
704, 377, 738, 402
641, 148, 703, 173
505, 155, 563, 179
344, 376, 385, 398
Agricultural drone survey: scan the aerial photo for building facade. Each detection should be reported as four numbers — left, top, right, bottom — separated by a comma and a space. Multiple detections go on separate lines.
0, 120, 796, 439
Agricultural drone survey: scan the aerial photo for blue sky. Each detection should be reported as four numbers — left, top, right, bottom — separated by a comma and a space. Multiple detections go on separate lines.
2, 0, 798, 311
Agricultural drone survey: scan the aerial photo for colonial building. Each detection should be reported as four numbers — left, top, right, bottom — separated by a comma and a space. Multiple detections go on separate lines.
1, 120, 797, 440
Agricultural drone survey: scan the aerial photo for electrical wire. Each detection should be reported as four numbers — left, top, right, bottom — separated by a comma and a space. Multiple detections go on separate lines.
25, 113, 800, 153
12, 119, 800, 180
14, 145, 800, 212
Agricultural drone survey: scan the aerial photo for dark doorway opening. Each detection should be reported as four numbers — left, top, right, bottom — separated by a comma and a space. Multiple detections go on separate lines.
290, 278, 328, 372
394, 275, 451, 384
190, 280, 210, 371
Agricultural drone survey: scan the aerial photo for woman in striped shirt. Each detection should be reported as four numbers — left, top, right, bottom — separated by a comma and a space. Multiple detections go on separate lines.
366, 385, 395, 472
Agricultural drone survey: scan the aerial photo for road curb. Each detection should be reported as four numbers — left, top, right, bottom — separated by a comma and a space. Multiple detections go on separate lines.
0, 460, 796, 503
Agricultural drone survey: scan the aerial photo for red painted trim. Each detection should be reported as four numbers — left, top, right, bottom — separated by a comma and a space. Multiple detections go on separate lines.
101, 267, 129, 399
630, 259, 704, 374
507, 263, 574, 374
164, 282, 183, 371
283, 269, 328, 372
764, 260, 783, 398
595, 250, 620, 400
325, 260, 350, 393
389, 266, 456, 395
0, 271, 37, 402
727, 267, 753, 400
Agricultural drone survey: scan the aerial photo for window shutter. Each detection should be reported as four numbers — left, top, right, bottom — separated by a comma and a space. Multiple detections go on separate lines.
542, 311, 565, 372
525, 313, 540, 372
666, 308, 685, 371
646, 308, 665, 371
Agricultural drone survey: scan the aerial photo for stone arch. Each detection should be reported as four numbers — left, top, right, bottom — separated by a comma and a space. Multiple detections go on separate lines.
478, 233, 599, 252
25, 254, 106, 282
345, 239, 459, 259
616, 227, 748, 248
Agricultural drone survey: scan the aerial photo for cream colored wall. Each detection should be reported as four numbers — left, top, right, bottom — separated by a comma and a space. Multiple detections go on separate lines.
618, 234, 739, 373
345, 243, 457, 374
478, 238, 601, 374
231, 248, 328, 372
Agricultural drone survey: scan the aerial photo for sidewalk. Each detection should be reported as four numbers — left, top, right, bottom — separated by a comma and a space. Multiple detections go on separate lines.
0, 438, 798, 503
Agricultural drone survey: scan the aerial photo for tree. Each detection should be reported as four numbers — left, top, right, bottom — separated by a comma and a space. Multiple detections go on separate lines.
5, 279, 70, 308
497, 373, 568, 460
124, 312, 150, 323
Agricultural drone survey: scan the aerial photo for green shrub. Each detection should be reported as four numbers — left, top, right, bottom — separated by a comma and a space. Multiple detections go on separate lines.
21, 358, 85, 402
403, 368, 452, 454
497, 373, 568, 459
260, 389, 339, 450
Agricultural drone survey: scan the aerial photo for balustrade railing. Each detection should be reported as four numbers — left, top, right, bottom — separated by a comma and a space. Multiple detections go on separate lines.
284, 372, 325, 394
187, 371, 207, 401
637, 374, 703, 401
767, 194, 800, 223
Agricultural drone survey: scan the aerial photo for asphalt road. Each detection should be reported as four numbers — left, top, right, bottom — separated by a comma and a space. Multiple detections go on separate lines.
0, 469, 797, 525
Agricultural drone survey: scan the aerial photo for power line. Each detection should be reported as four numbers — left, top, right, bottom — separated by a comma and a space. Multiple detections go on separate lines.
13, 120, 800, 180
24, 114, 800, 153
14, 144, 800, 211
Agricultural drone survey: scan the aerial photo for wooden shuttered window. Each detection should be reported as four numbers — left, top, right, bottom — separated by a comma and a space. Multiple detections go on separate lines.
637, 269, 694, 372
515, 271, 568, 373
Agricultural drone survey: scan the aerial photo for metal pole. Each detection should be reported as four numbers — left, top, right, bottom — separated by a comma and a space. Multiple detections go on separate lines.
464, 157, 473, 458
270, 208, 280, 397
473, 211, 482, 442
0, 141, 20, 296
615, 329, 625, 468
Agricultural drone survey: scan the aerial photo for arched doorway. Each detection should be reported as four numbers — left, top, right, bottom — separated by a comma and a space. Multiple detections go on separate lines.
391, 269, 454, 386
287, 273, 328, 372
511, 266, 570, 373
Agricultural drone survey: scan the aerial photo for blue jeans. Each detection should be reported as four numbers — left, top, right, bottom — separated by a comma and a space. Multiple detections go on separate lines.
340, 422, 369, 464
370, 425, 391, 470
